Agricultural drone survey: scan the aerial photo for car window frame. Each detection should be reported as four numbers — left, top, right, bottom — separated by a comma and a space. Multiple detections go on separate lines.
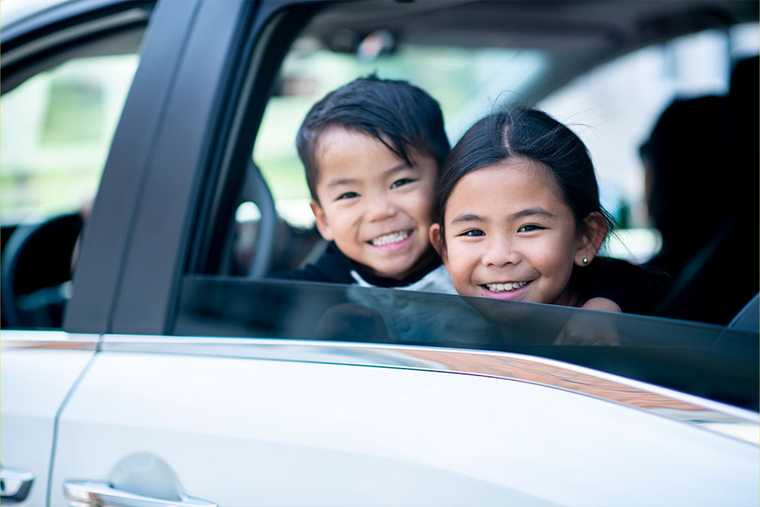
96, 0, 273, 334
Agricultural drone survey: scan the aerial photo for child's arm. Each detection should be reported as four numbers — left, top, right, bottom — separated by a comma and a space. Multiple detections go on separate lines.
554, 297, 622, 346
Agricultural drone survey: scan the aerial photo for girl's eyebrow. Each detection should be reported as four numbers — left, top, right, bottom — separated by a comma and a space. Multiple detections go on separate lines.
383, 161, 413, 175
511, 207, 556, 220
450, 213, 483, 224
450, 208, 556, 224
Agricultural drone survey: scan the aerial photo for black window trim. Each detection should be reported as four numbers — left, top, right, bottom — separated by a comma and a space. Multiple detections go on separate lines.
103, 0, 264, 334
62, 0, 204, 333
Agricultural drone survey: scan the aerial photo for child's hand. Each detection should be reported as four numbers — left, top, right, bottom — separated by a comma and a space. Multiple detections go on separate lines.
554, 298, 621, 346
581, 297, 622, 313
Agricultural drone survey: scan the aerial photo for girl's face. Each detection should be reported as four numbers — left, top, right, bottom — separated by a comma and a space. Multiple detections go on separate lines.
431, 157, 598, 306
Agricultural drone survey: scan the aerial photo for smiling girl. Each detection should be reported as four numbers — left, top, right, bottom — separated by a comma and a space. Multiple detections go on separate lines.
430, 108, 668, 314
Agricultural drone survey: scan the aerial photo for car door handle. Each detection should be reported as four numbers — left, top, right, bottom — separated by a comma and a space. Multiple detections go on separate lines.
63, 480, 217, 507
0, 467, 34, 503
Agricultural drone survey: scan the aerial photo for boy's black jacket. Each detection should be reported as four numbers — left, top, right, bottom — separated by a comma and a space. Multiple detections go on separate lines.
275, 241, 442, 288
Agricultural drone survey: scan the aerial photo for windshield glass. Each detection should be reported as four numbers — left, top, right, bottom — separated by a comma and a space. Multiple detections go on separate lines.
176, 277, 758, 411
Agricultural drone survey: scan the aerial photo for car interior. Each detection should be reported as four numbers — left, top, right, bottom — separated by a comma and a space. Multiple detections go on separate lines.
1, 0, 758, 330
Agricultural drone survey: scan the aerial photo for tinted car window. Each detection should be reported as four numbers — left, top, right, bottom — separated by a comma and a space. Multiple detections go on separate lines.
176, 277, 758, 410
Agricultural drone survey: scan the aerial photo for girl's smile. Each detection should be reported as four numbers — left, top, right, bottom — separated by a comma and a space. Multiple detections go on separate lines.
432, 157, 596, 306
479, 279, 532, 300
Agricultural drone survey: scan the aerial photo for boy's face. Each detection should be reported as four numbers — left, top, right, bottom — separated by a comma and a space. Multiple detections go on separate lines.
310, 127, 438, 280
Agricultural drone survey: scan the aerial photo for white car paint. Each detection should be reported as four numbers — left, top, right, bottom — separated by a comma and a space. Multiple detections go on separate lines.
2, 332, 96, 507
50, 347, 758, 507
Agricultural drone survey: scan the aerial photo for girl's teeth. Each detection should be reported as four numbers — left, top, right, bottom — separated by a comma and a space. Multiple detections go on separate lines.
485, 281, 528, 292
371, 230, 409, 246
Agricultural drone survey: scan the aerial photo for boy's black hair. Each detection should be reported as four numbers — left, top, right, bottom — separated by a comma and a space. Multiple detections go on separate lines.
296, 74, 450, 202
435, 108, 614, 244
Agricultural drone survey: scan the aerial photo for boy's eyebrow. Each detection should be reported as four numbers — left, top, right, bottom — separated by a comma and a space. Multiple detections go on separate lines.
326, 177, 359, 189
383, 161, 413, 175
325, 161, 412, 189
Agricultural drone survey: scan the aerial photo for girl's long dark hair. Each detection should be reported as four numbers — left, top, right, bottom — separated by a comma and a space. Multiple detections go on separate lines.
435, 108, 614, 241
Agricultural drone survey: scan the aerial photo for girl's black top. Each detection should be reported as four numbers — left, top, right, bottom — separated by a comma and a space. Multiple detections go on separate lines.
572, 256, 670, 316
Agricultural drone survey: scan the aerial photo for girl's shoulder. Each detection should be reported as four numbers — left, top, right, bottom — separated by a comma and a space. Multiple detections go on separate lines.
575, 256, 671, 316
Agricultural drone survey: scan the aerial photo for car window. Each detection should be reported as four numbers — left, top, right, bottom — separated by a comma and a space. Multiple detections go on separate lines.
0, 27, 146, 329
175, 276, 758, 411
1, 54, 139, 222
178, 0, 758, 406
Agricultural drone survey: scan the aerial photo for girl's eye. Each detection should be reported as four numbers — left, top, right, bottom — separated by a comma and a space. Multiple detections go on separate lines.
335, 191, 359, 201
517, 224, 544, 233
390, 177, 416, 189
458, 229, 485, 237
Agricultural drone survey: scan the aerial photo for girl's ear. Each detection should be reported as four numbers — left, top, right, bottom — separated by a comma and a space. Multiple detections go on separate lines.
310, 200, 334, 241
429, 223, 447, 263
575, 212, 608, 266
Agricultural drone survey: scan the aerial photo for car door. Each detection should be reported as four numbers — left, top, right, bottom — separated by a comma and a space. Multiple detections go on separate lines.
1, 2, 156, 505
45, 1, 759, 506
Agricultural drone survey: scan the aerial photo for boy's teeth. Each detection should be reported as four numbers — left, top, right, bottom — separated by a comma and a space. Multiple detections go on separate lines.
485, 281, 528, 292
371, 230, 409, 246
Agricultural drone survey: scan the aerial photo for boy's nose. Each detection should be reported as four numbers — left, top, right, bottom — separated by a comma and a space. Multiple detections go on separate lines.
482, 238, 520, 267
365, 195, 398, 221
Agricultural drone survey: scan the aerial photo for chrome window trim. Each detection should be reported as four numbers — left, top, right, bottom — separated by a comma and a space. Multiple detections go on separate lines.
100, 334, 759, 445
1, 330, 100, 350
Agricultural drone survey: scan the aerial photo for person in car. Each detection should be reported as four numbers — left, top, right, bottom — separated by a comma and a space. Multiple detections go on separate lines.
638, 96, 728, 279
280, 74, 455, 293
430, 108, 668, 315
638, 56, 759, 324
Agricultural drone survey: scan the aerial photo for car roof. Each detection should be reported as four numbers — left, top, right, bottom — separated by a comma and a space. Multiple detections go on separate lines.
1, 0, 69, 26
306, 0, 759, 103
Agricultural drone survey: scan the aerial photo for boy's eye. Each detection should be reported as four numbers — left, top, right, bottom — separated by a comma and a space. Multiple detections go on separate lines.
517, 224, 544, 233
457, 229, 485, 237
390, 177, 417, 189
335, 191, 359, 201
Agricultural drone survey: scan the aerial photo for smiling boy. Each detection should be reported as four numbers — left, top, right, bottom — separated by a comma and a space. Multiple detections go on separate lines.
284, 75, 453, 292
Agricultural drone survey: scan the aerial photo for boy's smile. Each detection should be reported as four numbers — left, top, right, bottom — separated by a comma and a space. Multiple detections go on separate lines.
311, 127, 438, 279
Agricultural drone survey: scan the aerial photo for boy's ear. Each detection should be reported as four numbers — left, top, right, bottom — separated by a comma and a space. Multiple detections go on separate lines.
310, 200, 334, 241
429, 223, 447, 263
575, 212, 608, 266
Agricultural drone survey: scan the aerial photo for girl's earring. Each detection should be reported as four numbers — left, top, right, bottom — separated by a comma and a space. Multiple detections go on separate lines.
582, 256, 589, 265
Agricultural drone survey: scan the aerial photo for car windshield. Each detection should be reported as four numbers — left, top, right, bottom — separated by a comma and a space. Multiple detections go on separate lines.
176, 277, 758, 412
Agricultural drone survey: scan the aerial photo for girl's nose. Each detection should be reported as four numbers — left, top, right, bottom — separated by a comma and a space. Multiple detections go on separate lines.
482, 238, 520, 267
